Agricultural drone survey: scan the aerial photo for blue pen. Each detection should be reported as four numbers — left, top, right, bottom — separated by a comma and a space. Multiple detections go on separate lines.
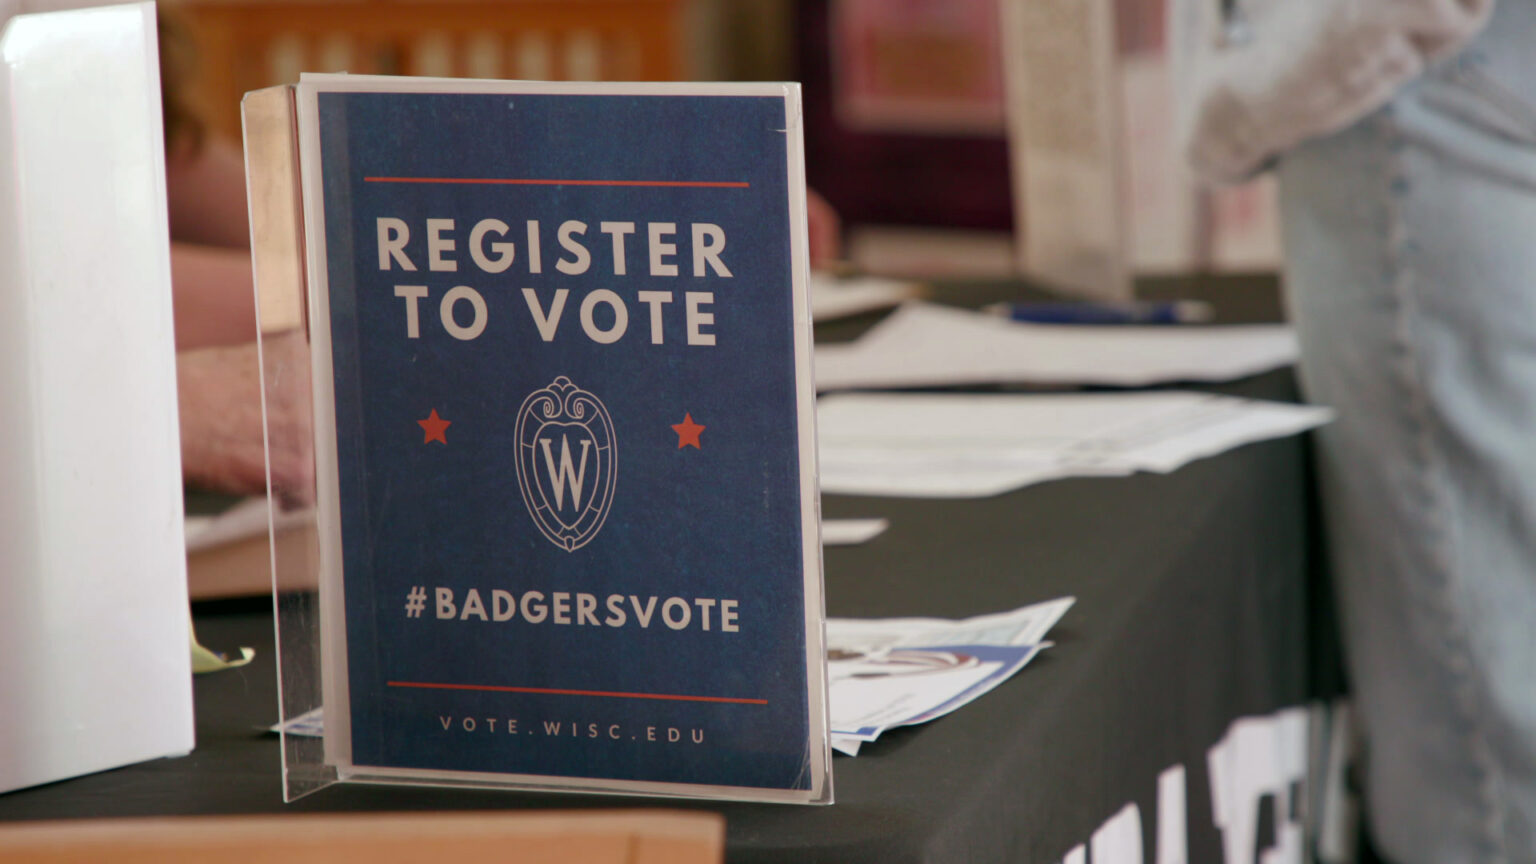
983, 299, 1215, 325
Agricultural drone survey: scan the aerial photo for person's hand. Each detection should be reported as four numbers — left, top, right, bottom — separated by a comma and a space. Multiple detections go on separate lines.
178, 330, 313, 504
807, 188, 843, 270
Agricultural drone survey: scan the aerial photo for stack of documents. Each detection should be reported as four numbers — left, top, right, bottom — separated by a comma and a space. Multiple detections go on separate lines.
821, 518, 890, 546
184, 496, 310, 552
814, 302, 1299, 391
810, 272, 922, 322
829, 598, 1073, 755
817, 391, 1333, 498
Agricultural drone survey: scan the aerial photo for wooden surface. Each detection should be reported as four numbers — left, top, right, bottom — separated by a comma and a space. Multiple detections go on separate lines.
0, 810, 722, 863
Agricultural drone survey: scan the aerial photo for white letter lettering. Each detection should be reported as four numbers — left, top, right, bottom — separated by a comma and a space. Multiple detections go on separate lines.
492, 589, 517, 622
427, 218, 457, 271
649, 222, 678, 276
522, 288, 569, 341
662, 597, 691, 630
600, 221, 635, 275
440, 285, 487, 340
580, 289, 628, 344
637, 290, 672, 344
395, 285, 429, 338
692, 223, 731, 277
377, 218, 416, 270
470, 218, 515, 273
686, 292, 715, 346
459, 588, 488, 621
556, 220, 591, 275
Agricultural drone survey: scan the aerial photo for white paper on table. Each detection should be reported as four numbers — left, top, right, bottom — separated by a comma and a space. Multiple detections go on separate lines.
831, 736, 864, 756
185, 497, 267, 551
817, 390, 1332, 498
810, 272, 922, 321
830, 643, 1046, 744
819, 456, 1116, 499
830, 648, 1020, 738
821, 518, 890, 546
827, 597, 1074, 652
825, 598, 1072, 753
185, 496, 319, 553
813, 302, 1299, 391
270, 706, 326, 737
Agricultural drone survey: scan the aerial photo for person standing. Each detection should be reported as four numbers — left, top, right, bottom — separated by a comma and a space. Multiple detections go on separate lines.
1175, 0, 1536, 860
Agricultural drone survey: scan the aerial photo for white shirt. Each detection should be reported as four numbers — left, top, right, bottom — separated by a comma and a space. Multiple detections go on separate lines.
1172, 0, 1495, 181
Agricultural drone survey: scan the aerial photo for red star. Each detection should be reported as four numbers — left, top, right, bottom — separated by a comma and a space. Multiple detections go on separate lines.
672, 412, 705, 449
418, 409, 451, 444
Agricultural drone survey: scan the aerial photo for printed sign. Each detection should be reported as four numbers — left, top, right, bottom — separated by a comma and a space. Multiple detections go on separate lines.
292, 75, 828, 803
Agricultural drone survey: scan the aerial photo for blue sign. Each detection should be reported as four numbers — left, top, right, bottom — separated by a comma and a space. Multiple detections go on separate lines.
309, 81, 825, 800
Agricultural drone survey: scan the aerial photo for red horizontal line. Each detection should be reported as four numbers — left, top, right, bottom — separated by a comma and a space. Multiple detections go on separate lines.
387, 680, 767, 705
364, 177, 749, 189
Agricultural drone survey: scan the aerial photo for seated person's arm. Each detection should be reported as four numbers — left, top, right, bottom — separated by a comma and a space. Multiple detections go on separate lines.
170, 241, 256, 350
178, 332, 313, 502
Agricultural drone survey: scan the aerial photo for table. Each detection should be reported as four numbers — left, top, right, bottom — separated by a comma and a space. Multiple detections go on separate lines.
0, 280, 1332, 862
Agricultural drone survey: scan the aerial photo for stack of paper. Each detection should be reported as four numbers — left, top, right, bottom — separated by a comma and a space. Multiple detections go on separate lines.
821, 518, 890, 546
817, 391, 1333, 498
828, 598, 1073, 755
813, 302, 1299, 391
810, 272, 922, 321
185, 496, 313, 553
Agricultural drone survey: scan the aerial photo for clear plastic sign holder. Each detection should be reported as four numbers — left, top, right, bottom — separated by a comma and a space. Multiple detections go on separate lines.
244, 79, 831, 805
244, 85, 331, 801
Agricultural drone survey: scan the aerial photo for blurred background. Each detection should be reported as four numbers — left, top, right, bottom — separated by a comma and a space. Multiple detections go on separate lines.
171, 0, 1279, 294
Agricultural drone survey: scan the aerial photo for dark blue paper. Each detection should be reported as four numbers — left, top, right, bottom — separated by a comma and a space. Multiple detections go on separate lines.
316, 89, 813, 791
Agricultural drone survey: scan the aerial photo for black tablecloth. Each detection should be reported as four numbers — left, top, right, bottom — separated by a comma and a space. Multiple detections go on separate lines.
0, 280, 1328, 862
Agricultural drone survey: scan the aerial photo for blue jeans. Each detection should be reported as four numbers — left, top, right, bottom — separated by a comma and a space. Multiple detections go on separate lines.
1278, 6, 1536, 861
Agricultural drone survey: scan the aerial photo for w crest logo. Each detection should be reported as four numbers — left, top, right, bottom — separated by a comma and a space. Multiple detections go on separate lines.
514, 376, 617, 551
